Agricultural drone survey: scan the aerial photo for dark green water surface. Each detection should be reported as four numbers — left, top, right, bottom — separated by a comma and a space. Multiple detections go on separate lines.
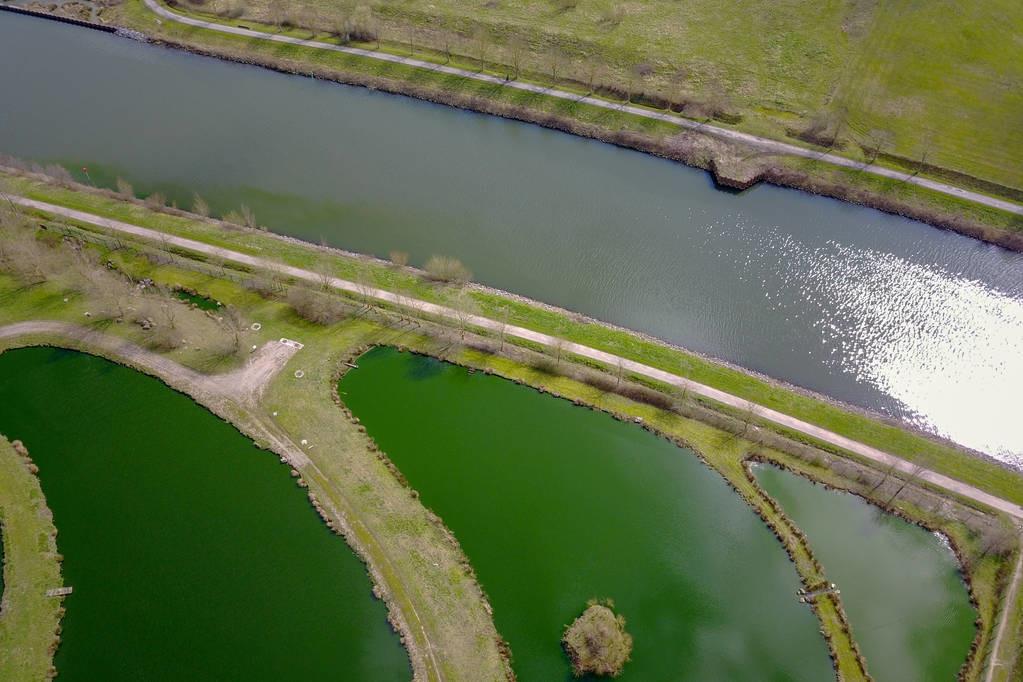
755, 465, 975, 681
340, 347, 834, 680
0, 347, 409, 681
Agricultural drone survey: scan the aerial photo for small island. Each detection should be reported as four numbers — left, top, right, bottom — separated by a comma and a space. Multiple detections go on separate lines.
562, 599, 633, 678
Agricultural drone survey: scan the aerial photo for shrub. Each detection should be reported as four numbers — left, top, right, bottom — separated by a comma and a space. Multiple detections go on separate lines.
115, 177, 134, 198
388, 250, 410, 267
424, 255, 472, 283
192, 193, 210, 217
144, 192, 166, 209
287, 287, 347, 325
616, 383, 674, 410
563, 600, 632, 678
581, 373, 617, 393
531, 357, 559, 375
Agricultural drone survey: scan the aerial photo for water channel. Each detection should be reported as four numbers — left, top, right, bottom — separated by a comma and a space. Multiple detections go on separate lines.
1, 12, 1021, 462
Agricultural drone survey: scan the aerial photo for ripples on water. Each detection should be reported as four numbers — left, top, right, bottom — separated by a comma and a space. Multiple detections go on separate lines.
707, 220, 1023, 465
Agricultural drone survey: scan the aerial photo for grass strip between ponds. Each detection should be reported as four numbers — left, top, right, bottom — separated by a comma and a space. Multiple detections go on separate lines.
0, 436, 63, 682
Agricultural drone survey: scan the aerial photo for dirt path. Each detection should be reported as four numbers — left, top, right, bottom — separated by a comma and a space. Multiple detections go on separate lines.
985, 535, 1023, 682
138, 0, 1023, 217
0, 320, 298, 402
12, 194, 1023, 522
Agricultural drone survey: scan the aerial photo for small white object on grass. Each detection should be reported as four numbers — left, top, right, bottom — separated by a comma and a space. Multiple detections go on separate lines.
272, 411, 278, 417
300, 439, 308, 446
294, 370, 305, 378
250, 322, 262, 331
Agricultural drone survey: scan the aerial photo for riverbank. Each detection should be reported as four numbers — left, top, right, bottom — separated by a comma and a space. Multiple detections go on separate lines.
0, 436, 63, 681
37, 0, 1018, 251
5, 169, 1022, 511
0, 196, 1018, 679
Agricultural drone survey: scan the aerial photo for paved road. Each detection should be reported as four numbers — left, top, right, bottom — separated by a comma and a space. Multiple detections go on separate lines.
139, 0, 1023, 217
12, 194, 1023, 521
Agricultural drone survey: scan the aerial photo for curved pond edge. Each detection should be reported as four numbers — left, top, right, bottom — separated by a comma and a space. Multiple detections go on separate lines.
743, 456, 983, 680
334, 338, 1012, 681
0, 319, 999, 682
0, 335, 423, 680
0, 436, 64, 680
101, 0, 1023, 252
336, 343, 875, 679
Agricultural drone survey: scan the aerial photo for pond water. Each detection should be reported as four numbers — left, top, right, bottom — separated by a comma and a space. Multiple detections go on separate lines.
755, 464, 975, 681
340, 347, 834, 680
1, 12, 1021, 462
0, 347, 409, 680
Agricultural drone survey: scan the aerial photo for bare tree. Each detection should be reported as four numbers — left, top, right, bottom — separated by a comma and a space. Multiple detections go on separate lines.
864, 128, 894, 163
453, 289, 477, 340
553, 336, 566, 366
218, 306, 246, 354
473, 28, 489, 70
507, 38, 525, 80
547, 48, 564, 85
868, 460, 900, 494
315, 261, 334, 292
886, 463, 926, 505
160, 299, 177, 329
354, 261, 375, 307
738, 400, 757, 438
498, 305, 510, 351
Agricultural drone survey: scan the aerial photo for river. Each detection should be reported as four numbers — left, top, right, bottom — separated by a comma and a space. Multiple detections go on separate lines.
0, 347, 410, 680
1, 12, 1021, 463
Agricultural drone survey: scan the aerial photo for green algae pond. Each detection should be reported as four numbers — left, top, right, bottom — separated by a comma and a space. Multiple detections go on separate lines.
754, 464, 976, 681
340, 347, 978, 680
340, 347, 835, 680
0, 347, 409, 681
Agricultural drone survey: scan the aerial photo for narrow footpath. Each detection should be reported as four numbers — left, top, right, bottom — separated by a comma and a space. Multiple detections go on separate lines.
139, 0, 1023, 217
12, 194, 1023, 522
985, 535, 1023, 682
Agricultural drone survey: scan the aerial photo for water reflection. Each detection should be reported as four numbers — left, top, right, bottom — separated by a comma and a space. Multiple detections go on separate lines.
711, 221, 1023, 462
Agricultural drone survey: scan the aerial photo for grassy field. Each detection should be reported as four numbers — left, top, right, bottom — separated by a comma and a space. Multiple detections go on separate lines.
0, 437, 63, 682
1, 185, 1019, 680
8, 170, 1023, 509
836, 1, 1023, 193
161, 0, 1023, 194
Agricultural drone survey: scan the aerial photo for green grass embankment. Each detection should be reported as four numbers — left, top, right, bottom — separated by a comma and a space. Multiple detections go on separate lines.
7, 172, 1022, 509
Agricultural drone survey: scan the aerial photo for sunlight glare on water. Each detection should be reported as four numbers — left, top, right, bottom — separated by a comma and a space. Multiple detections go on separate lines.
710, 221, 1023, 464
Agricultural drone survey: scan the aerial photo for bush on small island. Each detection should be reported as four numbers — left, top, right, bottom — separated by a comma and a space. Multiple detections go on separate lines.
562, 599, 633, 678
